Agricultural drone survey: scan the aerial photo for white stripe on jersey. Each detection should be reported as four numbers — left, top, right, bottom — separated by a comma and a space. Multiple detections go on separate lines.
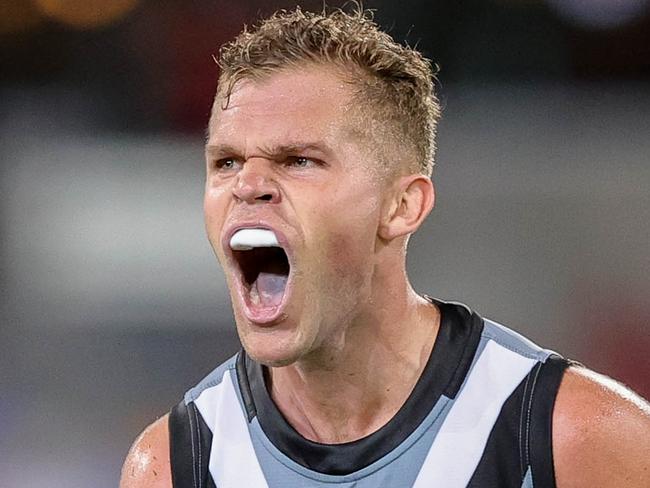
412, 340, 536, 487
195, 368, 270, 488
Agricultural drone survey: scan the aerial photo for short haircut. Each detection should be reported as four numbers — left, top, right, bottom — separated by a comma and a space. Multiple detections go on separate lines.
213, 6, 441, 176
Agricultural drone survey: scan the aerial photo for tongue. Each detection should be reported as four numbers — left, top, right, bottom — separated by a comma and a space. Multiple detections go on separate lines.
252, 272, 287, 307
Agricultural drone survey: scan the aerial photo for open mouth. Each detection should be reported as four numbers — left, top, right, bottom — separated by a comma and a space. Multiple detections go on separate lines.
234, 246, 290, 309
227, 228, 292, 323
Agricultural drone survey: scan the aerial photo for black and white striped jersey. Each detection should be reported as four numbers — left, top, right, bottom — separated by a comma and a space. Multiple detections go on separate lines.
169, 298, 569, 488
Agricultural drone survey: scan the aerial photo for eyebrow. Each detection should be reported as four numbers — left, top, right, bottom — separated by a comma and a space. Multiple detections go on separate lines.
205, 143, 239, 158
205, 141, 333, 160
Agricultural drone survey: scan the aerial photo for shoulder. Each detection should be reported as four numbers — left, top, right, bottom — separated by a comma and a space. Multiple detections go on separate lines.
553, 365, 650, 488
120, 414, 172, 488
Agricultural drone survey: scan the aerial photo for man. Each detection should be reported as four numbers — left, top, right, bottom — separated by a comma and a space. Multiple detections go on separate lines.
121, 7, 650, 488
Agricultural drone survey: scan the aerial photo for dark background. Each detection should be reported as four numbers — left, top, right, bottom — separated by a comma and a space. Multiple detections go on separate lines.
1, 1, 649, 485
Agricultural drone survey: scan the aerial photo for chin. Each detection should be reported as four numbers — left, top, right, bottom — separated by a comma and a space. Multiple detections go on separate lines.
234, 311, 315, 368
239, 332, 307, 367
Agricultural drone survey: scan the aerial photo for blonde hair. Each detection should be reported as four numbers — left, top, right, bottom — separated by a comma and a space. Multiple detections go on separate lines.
214, 6, 441, 176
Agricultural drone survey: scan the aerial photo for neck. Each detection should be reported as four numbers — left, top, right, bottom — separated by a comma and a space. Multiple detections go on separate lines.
267, 266, 440, 444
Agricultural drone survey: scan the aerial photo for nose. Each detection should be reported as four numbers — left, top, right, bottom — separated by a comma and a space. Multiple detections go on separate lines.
231, 158, 281, 204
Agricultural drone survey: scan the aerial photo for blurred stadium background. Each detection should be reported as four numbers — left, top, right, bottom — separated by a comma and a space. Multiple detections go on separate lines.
1, 0, 649, 486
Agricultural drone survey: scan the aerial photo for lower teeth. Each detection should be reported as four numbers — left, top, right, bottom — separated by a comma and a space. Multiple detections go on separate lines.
250, 282, 260, 306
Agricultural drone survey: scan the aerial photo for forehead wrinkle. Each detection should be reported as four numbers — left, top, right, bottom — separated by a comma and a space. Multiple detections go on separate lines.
207, 100, 390, 176
208, 104, 349, 161
208, 102, 339, 146
256, 141, 334, 159
207, 68, 389, 170
205, 139, 336, 161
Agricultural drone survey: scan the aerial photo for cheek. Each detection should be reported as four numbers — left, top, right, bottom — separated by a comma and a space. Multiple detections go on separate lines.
312, 190, 380, 276
325, 224, 375, 272
204, 185, 229, 219
329, 182, 380, 236
203, 186, 230, 241
325, 235, 364, 285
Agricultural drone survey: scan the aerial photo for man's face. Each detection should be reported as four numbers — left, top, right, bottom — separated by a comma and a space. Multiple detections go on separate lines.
204, 66, 387, 366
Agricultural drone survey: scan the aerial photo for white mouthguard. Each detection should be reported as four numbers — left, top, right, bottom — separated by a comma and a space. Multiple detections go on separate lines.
230, 228, 280, 250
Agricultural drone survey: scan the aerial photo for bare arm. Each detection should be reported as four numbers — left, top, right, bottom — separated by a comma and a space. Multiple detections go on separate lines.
553, 366, 650, 487
120, 414, 172, 488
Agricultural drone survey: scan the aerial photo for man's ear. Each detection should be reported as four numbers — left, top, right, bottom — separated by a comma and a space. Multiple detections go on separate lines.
378, 174, 435, 241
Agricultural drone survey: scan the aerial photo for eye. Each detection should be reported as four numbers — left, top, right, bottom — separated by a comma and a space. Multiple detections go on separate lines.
214, 158, 241, 172
286, 156, 317, 168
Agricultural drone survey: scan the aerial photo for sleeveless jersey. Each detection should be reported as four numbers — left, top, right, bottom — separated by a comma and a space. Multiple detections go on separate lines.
168, 298, 569, 488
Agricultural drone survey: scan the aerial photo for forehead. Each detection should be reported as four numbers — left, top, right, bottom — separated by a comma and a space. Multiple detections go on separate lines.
207, 67, 358, 147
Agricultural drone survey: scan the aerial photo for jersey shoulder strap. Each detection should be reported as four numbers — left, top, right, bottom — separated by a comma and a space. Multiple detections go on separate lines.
168, 353, 239, 488
526, 354, 570, 487
169, 399, 216, 488
168, 352, 269, 488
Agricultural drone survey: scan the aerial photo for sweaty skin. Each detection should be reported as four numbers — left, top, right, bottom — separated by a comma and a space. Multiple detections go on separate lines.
120, 65, 650, 488
120, 415, 170, 488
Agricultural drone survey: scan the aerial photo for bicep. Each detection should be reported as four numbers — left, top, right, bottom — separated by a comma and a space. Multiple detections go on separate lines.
120, 414, 173, 488
553, 366, 650, 488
